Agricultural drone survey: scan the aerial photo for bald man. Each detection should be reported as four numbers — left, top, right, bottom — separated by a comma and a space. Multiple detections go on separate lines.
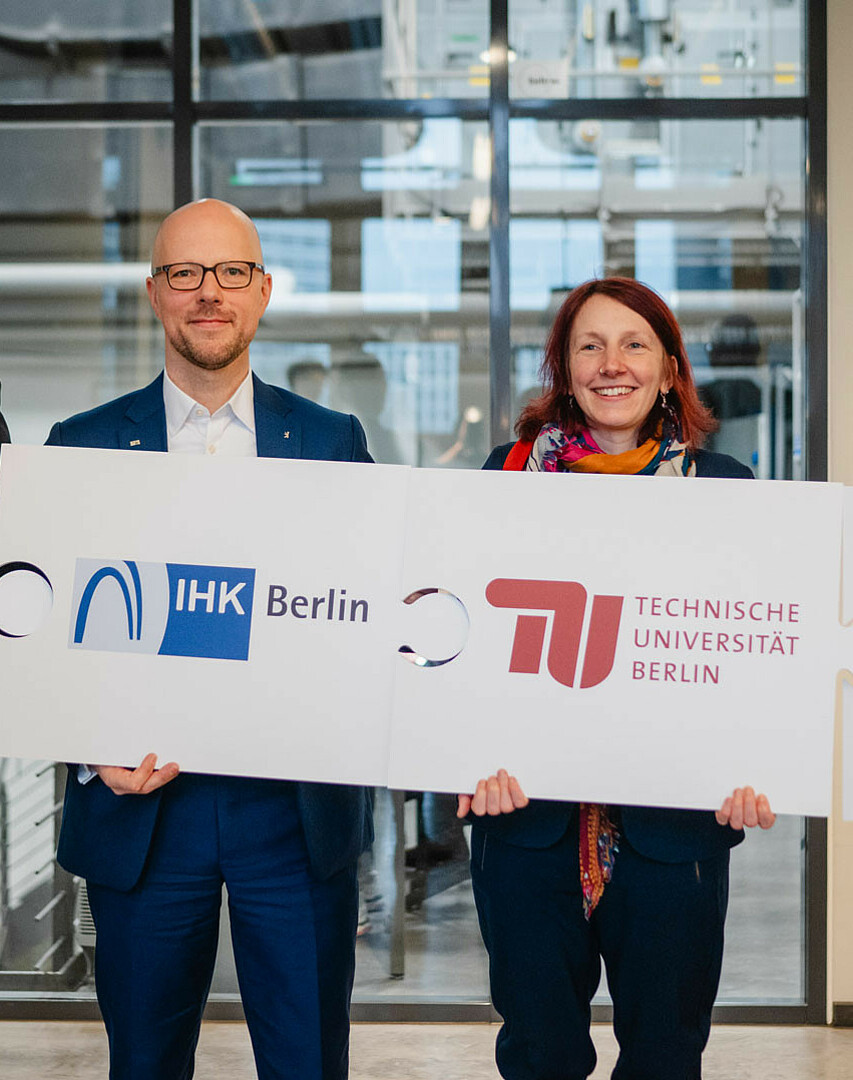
47, 200, 373, 1080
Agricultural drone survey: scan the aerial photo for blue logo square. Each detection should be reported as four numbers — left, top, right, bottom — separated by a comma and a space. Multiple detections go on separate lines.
159, 564, 256, 661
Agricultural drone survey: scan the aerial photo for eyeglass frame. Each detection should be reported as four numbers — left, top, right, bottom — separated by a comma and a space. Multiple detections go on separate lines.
151, 261, 267, 290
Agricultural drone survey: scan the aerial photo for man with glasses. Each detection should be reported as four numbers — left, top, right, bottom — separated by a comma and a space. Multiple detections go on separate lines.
46, 198, 373, 1080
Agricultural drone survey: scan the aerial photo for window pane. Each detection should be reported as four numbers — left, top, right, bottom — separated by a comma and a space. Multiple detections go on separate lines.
510, 115, 806, 1003
201, 119, 491, 470
199, 117, 491, 1002
0, 124, 173, 445
510, 117, 804, 482
0, 124, 171, 999
0, 4, 172, 103
509, 0, 804, 99
198, 0, 490, 100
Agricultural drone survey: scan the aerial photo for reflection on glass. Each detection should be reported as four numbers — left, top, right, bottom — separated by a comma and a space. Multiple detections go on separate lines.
509, 0, 804, 99
0, 125, 172, 445
0, 761, 85, 993
200, 113, 494, 997
510, 118, 803, 483
0, 2, 172, 103
0, 124, 170, 997
199, 0, 489, 100
200, 119, 490, 474
200, 118, 493, 1004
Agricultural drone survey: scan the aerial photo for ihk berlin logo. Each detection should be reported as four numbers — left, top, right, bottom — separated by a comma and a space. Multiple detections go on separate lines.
70, 559, 256, 661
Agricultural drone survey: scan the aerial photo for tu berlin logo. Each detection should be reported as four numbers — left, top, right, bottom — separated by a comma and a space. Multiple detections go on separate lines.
486, 578, 623, 689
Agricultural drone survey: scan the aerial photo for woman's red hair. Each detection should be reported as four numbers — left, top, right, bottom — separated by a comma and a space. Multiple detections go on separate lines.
517, 277, 716, 449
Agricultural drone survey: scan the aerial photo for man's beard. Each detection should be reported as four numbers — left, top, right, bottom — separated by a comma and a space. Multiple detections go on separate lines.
168, 320, 254, 372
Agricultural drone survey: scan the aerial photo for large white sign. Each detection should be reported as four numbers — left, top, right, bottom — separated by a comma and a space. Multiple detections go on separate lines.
0, 445, 844, 816
0, 446, 409, 786
390, 469, 841, 817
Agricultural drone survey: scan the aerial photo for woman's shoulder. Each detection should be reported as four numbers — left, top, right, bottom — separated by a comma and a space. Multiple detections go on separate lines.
693, 448, 754, 480
482, 443, 515, 470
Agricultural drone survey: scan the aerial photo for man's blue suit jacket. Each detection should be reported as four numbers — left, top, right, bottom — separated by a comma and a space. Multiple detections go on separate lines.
47, 372, 374, 890
471, 444, 750, 863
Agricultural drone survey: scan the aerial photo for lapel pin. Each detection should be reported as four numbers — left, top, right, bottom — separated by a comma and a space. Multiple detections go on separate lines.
130, 439, 141, 447
283, 431, 290, 439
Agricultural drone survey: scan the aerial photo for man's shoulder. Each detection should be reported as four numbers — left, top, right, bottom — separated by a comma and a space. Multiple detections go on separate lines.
47, 376, 163, 447
253, 378, 356, 433
252, 376, 372, 463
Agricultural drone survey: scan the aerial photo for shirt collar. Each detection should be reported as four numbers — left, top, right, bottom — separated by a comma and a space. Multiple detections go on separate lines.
163, 369, 256, 437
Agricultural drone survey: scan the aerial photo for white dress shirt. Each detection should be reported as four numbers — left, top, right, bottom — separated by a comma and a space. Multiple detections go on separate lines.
79, 370, 258, 783
164, 368, 258, 458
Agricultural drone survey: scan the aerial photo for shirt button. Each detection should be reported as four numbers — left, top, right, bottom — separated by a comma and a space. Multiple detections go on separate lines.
195, 408, 205, 417
207, 445, 217, 455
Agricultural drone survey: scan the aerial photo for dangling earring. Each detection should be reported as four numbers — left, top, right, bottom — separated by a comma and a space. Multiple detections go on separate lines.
660, 389, 678, 435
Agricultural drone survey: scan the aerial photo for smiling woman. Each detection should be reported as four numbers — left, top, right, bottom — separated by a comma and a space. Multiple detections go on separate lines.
515, 276, 716, 464
461, 277, 777, 1080
568, 294, 674, 453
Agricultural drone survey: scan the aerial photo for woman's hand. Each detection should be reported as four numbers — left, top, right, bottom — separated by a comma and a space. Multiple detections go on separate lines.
457, 769, 529, 817
716, 786, 776, 830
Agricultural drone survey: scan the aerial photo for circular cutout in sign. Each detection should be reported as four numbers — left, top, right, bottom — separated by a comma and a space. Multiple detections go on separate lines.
399, 587, 470, 668
0, 562, 54, 638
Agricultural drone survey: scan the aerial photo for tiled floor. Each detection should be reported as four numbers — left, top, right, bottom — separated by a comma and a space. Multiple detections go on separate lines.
1, 1021, 852, 1079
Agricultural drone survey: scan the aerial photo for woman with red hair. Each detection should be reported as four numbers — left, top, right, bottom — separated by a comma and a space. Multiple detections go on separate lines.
459, 278, 776, 1080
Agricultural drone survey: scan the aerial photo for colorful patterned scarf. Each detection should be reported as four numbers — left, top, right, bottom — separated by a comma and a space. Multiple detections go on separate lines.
527, 422, 696, 478
504, 421, 694, 918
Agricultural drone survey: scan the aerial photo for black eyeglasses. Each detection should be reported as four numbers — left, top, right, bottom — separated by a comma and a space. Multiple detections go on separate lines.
151, 261, 266, 290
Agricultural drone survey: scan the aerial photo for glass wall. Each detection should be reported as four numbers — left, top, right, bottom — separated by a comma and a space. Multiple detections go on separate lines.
508, 112, 808, 1005
510, 116, 805, 480
0, 124, 172, 443
198, 0, 490, 100
200, 118, 491, 469
0, 0, 823, 1019
0, 3, 173, 102
508, 0, 803, 99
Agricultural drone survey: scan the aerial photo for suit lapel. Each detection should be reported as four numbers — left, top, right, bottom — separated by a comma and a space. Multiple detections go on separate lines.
119, 374, 168, 452
252, 374, 301, 459
115, 373, 299, 458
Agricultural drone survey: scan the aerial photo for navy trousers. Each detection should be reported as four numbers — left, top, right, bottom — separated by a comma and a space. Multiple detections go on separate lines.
87, 774, 358, 1080
471, 824, 729, 1080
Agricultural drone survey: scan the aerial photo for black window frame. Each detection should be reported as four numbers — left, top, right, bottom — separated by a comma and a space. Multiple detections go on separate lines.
0, 0, 827, 1025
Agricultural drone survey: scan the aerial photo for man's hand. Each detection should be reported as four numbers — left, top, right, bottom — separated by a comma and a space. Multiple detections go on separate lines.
716, 786, 776, 830
94, 753, 180, 796
457, 769, 529, 817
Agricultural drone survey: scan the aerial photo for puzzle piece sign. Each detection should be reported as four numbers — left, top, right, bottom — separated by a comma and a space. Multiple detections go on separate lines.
0, 445, 845, 816
391, 468, 841, 816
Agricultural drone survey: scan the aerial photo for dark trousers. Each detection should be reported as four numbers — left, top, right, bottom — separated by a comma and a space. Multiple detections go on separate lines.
87, 774, 358, 1080
471, 824, 729, 1080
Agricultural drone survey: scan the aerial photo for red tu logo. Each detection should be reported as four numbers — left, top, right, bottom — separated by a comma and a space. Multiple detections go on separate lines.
486, 579, 623, 689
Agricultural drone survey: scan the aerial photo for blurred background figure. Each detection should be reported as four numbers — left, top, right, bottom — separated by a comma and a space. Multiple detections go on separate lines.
435, 405, 488, 469
286, 359, 328, 404
700, 314, 763, 466
328, 350, 404, 465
